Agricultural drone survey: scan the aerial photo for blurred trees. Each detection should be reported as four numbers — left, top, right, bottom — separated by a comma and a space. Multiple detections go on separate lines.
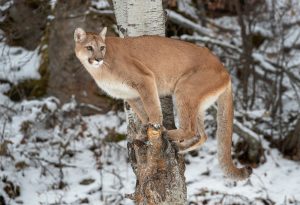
0, 0, 50, 50
0, 0, 117, 114
281, 117, 300, 160
47, 0, 116, 115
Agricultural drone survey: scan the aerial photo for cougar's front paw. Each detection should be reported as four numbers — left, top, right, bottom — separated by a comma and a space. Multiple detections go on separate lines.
142, 122, 163, 130
148, 122, 162, 130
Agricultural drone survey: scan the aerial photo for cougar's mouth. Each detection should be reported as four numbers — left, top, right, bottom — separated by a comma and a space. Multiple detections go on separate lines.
88, 58, 103, 67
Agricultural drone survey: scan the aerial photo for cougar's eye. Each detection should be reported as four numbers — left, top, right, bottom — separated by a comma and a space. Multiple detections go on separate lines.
86, 46, 93, 51
100, 46, 105, 51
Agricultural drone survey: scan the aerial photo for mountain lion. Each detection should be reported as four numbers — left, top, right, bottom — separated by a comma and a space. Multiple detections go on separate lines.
74, 27, 252, 180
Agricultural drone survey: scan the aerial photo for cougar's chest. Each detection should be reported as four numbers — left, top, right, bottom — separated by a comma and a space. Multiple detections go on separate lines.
96, 80, 139, 99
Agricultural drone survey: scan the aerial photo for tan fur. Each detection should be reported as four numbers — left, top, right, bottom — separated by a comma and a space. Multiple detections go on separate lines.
74, 27, 252, 180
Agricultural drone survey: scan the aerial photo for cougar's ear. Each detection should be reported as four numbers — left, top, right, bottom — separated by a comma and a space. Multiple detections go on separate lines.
99, 27, 107, 41
74, 28, 86, 43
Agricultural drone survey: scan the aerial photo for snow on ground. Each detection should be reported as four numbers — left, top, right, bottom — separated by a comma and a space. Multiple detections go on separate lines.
0, 96, 300, 205
0, 42, 41, 84
0, 1, 12, 13
0, 97, 135, 205
91, 0, 111, 10
186, 135, 300, 204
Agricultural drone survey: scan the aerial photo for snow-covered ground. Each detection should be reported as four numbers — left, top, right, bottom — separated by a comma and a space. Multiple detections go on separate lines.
0, 97, 299, 205
0, 42, 41, 84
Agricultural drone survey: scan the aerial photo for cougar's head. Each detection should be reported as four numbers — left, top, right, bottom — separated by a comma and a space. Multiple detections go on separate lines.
74, 27, 107, 68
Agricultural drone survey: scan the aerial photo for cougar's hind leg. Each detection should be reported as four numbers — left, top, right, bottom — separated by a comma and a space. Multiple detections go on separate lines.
167, 89, 198, 143
171, 68, 223, 153
196, 110, 208, 145
178, 109, 208, 153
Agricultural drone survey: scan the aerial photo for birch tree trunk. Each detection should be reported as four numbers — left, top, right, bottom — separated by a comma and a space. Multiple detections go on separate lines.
113, 1, 187, 204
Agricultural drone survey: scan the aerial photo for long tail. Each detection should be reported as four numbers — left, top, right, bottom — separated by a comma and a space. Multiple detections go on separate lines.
217, 81, 252, 180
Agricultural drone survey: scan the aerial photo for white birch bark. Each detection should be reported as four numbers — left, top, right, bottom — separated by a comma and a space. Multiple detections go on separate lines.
113, 0, 165, 36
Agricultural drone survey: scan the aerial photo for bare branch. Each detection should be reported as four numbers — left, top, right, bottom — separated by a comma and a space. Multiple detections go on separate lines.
180, 34, 242, 53
166, 9, 213, 37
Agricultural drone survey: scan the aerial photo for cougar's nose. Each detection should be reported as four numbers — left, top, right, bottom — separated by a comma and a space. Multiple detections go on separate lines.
95, 57, 103, 62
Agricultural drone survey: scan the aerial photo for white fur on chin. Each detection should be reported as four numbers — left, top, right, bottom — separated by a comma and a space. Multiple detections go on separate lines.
92, 60, 104, 68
